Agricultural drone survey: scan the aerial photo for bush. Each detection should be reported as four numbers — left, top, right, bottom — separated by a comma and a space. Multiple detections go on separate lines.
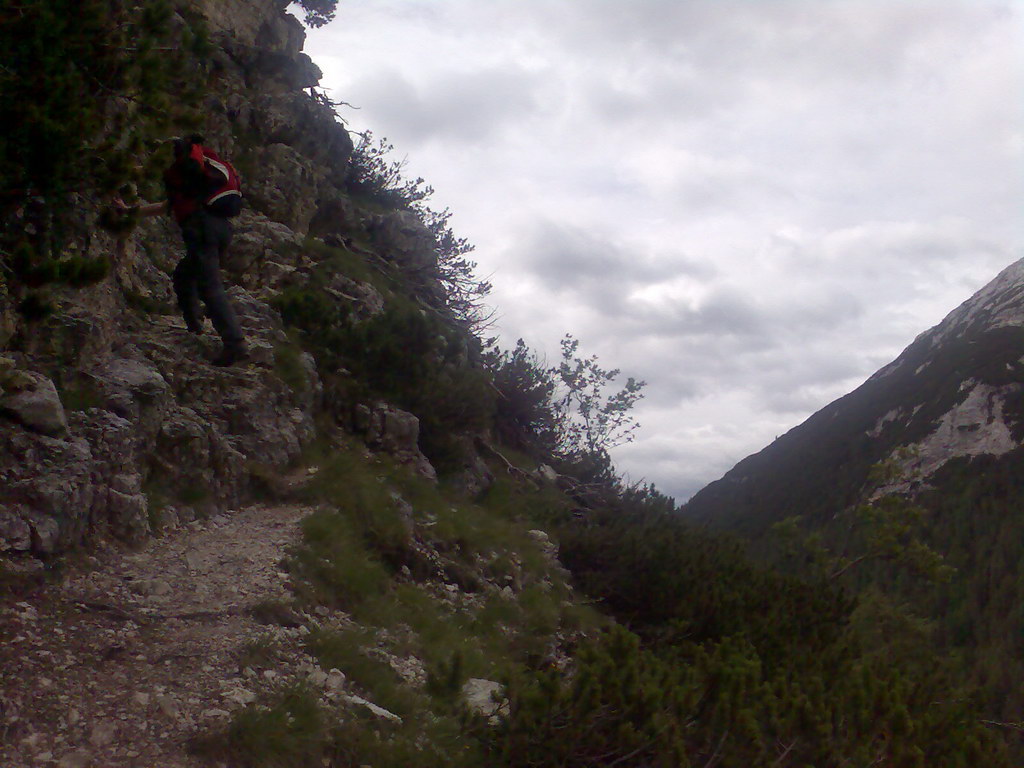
276, 283, 495, 471
192, 684, 326, 767
487, 338, 561, 455
287, 507, 391, 610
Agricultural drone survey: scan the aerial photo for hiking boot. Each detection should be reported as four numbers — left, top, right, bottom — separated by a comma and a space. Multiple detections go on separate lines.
185, 319, 204, 335
212, 342, 247, 367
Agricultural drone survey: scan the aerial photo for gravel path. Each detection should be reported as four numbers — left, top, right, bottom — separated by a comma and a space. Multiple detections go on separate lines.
0, 504, 313, 768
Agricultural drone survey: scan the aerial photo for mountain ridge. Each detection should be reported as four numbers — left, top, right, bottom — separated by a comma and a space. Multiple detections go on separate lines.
684, 255, 1024, 531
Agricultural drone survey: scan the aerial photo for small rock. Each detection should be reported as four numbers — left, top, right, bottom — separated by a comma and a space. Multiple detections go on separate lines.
203, 708, 231, 720
528, 529, 552, 544
184, 550, 204, 570
134, 578, 171, 597
89, 721, 117, 747
21, 733, 44, 749
0, 371, 68, 436
534, 464, 559, 484
308, 668, 328, 687
223, 687, 257, 706
155, 693, 179, 719
58, 749, 92, 768
325, 669, 346, 692
462, 678, 507, 721
342, 694, 402, 723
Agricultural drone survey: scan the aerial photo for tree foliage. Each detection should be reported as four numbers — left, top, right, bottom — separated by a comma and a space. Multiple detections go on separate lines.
519, 502, 1013, 767
0, 0, 205, 211
0, 0, 209, 310
294, 0, 340, 28
769, 456, 954, 584
488, 338, 561, 454
554, 334, 645, 457
487, 334, 646, 473
346, 132, 492, 330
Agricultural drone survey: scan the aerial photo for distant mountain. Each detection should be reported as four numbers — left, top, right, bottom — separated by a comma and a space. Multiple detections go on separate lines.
684, 257, 1024, 533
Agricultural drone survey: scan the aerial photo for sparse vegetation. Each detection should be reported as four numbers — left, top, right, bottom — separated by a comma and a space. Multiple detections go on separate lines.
0, 0, 209, 314
272, 339, 310, 395
237, 634, 281, 671
192, 683, 326, 767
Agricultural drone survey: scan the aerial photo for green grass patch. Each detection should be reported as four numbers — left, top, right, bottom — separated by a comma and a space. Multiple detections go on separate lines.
327, 711, 482, 768
305, 626, 417, 718
237, 634, 280, 671
273, 337, 309, 394
356, 584, 504, 682
191, 683, 326, 767
300, 236, 384, 289
287, 508, 390, 610
302, 448, 416, 568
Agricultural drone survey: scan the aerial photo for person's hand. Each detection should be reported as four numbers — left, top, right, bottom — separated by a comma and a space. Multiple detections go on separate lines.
97, 197, 139, 234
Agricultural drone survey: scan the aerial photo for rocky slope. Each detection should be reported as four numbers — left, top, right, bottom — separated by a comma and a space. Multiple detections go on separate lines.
684, 256, 1024, 532
0, 4, 593, 764
0, 0, 455, 558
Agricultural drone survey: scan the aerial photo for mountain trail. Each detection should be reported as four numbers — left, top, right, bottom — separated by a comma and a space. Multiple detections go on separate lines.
1, 503, 315, 768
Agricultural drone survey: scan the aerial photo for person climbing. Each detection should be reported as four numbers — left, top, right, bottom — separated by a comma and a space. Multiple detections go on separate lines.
119, 134, 247, 366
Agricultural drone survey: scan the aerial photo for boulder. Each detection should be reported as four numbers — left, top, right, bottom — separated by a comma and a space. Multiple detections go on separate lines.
224, 210, 302, 287
354, 403, 436, 480
245, 143, 320, 233
461, 678, 507, 722
248, 92, 353, 175
368, 211, 439, 273
326, 274, 384, 321
189, 0, 285, 48
0, 371, 68, 437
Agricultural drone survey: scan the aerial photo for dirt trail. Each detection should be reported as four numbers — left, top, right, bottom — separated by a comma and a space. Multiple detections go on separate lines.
0, 504, 313, 768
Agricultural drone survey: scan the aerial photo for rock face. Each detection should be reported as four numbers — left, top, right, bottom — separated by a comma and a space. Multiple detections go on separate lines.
685, 257, 1024, 532
0, 1, 466, 555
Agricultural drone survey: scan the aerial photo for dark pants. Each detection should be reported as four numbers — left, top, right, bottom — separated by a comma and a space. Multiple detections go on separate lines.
173, 211, 244, 346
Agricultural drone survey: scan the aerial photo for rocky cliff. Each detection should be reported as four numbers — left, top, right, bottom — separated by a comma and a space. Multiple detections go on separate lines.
0, 0, 468, 558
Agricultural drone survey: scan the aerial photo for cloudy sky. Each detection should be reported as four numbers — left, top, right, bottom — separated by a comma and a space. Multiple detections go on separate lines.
298, 0, 1024, 502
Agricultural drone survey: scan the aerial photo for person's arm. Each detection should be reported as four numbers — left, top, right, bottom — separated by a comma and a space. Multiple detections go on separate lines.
136, 201, 167, 218
112, 196, 166, 218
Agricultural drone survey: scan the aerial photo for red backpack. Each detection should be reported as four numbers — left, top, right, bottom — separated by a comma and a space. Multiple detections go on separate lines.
190, 144, 243, 218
